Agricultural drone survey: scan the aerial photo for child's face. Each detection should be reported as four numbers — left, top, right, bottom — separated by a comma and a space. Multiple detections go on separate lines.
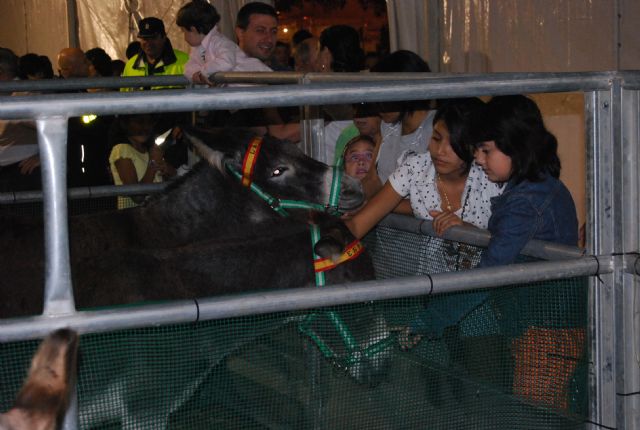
428, 120, 466, 177
474, 141, 512, 182
344, 140, 374, 180
181, 26, 205, 47
126, 116, 155, 147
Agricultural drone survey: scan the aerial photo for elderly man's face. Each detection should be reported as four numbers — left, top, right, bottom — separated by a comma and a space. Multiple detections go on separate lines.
236, 14, 277, 62
139, 34, 167, 63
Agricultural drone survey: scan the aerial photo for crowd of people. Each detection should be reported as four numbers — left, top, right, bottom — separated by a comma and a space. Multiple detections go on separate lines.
0, 0, 582, 411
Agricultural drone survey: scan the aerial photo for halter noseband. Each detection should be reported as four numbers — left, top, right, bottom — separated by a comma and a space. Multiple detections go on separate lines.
225, 136, 343, 217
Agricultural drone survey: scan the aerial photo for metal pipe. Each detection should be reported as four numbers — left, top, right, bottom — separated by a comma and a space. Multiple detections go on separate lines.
37, 118, 75, 316
0, 183, 167, 204
0, 71, 618, 94
210, 71, 304, 84
379, 213, 586, 260
1, 187, 585, 262
0, 75, 189, 92
0, 73, 617, 120
0, 256, 609, 343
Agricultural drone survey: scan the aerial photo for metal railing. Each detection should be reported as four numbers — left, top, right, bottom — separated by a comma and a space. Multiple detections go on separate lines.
0, 71, 637, 429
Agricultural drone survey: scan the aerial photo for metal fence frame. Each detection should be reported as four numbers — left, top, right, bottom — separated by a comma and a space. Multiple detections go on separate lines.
1, 71, 638, 430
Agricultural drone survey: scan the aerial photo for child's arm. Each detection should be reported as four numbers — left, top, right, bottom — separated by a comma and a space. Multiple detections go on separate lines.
113, 158, 159, 185
184, 47, 205, 83
480, 196, 537, 267
344, 182, 403, 239
393, 199, 413, 215
200, 39, 238, 81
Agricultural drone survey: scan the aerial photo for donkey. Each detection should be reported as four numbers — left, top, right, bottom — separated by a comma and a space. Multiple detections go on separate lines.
0, 128, 391, 429
0, 329, 78, 430
0, 128, 373, 317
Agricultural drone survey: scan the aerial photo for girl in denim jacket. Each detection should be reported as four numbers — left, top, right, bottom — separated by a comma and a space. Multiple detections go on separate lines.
473, 95, 578, 266
472, 95, 582, 410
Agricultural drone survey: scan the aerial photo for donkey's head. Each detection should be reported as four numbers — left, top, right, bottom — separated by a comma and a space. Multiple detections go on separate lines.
183, 128, 365, 213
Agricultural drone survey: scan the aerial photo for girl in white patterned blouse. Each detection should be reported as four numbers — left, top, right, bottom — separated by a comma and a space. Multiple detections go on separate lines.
345, 97, 503, 241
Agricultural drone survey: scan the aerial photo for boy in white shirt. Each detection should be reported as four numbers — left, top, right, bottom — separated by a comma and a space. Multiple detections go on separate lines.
176, 0, 270, 85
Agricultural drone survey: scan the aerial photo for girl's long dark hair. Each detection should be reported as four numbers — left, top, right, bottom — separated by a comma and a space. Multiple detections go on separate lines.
474, 95, 561, 183
433, 97, 485, 173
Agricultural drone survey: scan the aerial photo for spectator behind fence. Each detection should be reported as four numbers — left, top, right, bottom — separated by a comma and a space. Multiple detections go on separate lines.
111, 59, 125, 77
210, 2, 299, 142
345, 97, 502, 254
18, 53, 54, 80
85, 47, 113, 78
0, 48, 41, 192
120, 17, 190, 169
269, 41, 292, 71
342, 134, 376, 182
334, 102, 383, 198
125, 41, 141, 60
313, 25, 366, 162
56, 47, 115, 188
472, 95, 581, 410
334, 102, 382, 165
57, 47, 90, 79
292, 29, 313, 47
235, 2, 278, 65
293, 36, 318, 73
371, 50, 435, 192
109, 114, 176, 209
176, 0, 269, 85
85, 47, 115, 92
121, 17, 188, 90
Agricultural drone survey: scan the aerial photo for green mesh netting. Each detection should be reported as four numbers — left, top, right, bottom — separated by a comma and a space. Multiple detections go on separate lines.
0, 223, 588, 429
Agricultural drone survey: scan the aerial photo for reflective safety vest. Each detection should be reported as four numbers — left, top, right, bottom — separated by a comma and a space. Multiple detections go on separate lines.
121, 49, 188, 91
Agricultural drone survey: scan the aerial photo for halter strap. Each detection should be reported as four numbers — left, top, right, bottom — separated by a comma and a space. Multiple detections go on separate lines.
240, 136, 263, 187
227, 136, 343, 216
313, 239, 365, 273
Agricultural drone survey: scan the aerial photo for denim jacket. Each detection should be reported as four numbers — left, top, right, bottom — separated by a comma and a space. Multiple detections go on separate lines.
479, 174, 578, 267
410, 174, 578, 338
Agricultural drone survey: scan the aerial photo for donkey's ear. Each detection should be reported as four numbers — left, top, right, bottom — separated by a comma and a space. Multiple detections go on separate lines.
182, 130, 227, 173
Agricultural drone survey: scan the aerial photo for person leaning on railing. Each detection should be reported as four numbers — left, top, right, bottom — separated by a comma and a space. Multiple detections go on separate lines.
469, 95, 581, 411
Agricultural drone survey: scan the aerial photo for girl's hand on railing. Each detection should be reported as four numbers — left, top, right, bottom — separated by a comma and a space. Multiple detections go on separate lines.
429, 210, 463, 236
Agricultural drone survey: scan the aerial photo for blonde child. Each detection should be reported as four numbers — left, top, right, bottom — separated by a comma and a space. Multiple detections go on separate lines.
342, 135, 376, 181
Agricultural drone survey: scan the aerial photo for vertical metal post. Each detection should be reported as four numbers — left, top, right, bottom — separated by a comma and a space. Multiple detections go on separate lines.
36, 117, 77, 430
37, 117, 76, 316
586, 77, 628, 428
617, 87, 640, 429
65, 0, 79, 48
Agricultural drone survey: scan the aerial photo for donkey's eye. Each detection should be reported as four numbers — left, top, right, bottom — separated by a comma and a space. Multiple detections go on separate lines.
272, 167, 288, 177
